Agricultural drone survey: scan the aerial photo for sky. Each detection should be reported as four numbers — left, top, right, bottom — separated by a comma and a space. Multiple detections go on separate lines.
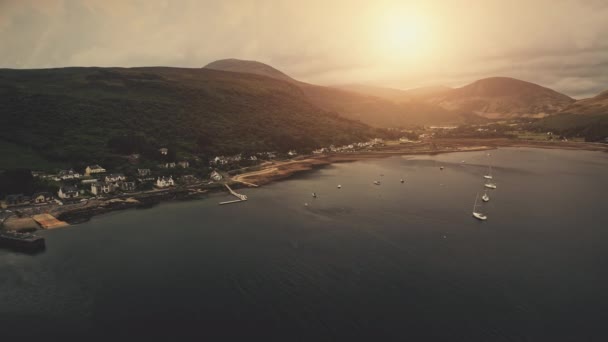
1, 0, 607, 98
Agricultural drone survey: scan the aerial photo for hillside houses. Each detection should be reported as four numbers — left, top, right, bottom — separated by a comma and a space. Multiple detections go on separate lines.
85, 165, 106, 176
178, 161, 190, 168
156, 176, 175, 188
91, 182, 114, 196
104, 173, 126, 183
54, 169, 81, 181
31, 192, 54, 204
58, 185, 79, 199
210, 170, 222, 181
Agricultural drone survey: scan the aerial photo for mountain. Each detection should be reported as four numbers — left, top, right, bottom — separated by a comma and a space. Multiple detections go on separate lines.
0, 67, 382, 167
427, 77, 575, 119
559, 90, 608, 115
334, 84, 411, 102
204, 58, 295, 83
204, 59, 474, 127
535, 90, 608, 141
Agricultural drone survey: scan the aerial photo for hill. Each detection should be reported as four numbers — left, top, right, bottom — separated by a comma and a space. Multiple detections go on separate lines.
204, 58, 295, 83
558, 90, 608, 115
428, 77, 574, 119
204, 59, 475, 127
534, 90, 608, 141
0, 67, 383, 169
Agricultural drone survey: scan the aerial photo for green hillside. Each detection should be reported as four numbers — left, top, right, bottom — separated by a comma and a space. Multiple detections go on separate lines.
0, 67, 384, 169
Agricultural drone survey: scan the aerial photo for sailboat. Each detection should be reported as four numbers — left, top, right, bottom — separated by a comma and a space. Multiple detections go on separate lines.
400, 178, 404, 183
472, 193, 487, 220
484, 180, 497, 189
337, 185, 342, 189
373, 180, 381, 185
482, 190, 490, 202
312, 192, 317, 198
484, 165, 493, 179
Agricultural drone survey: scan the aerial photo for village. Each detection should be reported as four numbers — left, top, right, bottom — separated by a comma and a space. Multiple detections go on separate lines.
0, 138, 393, 231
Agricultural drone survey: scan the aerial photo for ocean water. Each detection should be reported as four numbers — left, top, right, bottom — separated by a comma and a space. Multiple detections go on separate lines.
1, 148, 607, 341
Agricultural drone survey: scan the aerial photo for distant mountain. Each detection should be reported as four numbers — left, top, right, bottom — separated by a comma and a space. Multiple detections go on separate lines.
559, 90, 608, 115
204, 59, 474, 127
204, 58, 295, 83
535, 90, 608, 141
334, 84, 411, 102
402, 85, 453, 100
428, 77, 575, 119
0, 67, 382, 166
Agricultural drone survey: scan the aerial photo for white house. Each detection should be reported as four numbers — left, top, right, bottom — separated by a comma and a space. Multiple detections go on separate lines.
58, 185, 79, 199
137, 169, 151, 176
159, 148, 168, 155
31, 192, 53, 204
91, 182, 113, 195
85, 165, 106, 176
104, 173, 126, 183
178, 161, 190, 168
55, 169, 81, 181
210, 170, 222, 181
156, 176, 175, 188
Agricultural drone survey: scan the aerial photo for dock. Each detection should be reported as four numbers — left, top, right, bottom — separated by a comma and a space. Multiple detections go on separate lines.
32, 214, 69, 229
219, 184, 248, 205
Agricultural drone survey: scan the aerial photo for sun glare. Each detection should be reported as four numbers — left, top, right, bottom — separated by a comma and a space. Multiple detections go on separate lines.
374, 10, 431, 63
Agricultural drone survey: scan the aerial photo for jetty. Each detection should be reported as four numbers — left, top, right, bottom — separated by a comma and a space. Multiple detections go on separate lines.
219, 184, 248, 205
32, 214, 69, 229
0, 230, 46, 253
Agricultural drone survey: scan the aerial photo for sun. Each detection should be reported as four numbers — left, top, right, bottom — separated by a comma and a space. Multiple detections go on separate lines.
374, 11, 431, 62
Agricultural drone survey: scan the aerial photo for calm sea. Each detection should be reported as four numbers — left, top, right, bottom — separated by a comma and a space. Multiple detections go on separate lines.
1, 148, 607, 341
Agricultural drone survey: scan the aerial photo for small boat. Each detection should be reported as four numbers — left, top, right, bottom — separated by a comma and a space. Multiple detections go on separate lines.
373, 180, 381, 185
482, 191, 490, 202
312, 192, 317, 198
337, 185, 342, 189
484, 165, 493, 180
440, 166, 444, 170
400, 179, 404, 183
472, 193, 487, 221
304, 202, 309, 207
484, 181, 497, 189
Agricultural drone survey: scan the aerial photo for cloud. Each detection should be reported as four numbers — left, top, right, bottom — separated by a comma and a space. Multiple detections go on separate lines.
0, 0, 606, 97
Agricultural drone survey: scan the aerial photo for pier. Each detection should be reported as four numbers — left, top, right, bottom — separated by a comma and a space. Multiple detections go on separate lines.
219, 184, 248, 205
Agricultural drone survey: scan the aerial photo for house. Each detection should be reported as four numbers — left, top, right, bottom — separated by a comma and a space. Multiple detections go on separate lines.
5, 194, 28, 206
91, 182, 113, 196
178, 161, 190, 168
104, 173, 126, 183
31, 192, 54, 204
120, 181, 136, 192
210, 170, 222, 181
85, 165, 106, 176
160, 162, 176, 169
56, 169, 81, 180
287, 150, 297, 156
159, 148, 168, 155
58, 185, 79, 199
137, 169, 151, 177
156, 176, 175, 188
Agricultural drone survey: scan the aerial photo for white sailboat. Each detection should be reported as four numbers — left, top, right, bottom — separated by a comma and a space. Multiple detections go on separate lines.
482, 190, 490, 202
400, 178, 404, 183
484, 180, 497, 189
472, 193, 487, 220
312, 192, 317, 198
337, 185, 342, 189
373, 180, 381, 185
484, 165, 493, 179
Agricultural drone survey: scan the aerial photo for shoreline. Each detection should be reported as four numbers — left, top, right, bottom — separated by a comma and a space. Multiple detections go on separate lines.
2, 139, 606, 232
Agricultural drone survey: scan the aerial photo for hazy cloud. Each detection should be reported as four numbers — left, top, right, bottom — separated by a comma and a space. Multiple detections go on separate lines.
0, 0, 606, 98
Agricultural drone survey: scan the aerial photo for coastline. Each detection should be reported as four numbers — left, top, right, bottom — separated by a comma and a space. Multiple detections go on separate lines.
232, 138, 608, 186
2, 138, 606, 231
